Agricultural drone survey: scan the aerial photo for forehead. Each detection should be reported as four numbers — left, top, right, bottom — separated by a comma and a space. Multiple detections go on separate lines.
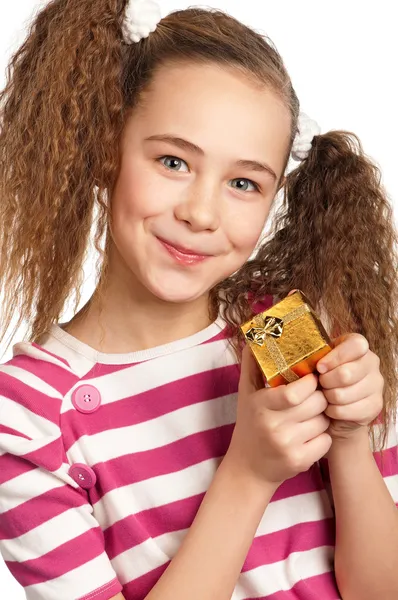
125, 62, 292, 175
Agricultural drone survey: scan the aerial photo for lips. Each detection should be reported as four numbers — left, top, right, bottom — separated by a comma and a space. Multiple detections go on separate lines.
158, 237, 209, 257
157, 238, 210, 266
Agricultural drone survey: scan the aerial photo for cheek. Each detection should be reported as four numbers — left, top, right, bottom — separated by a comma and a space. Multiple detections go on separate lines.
112, 159, 163, 222
225, 202, 270, 253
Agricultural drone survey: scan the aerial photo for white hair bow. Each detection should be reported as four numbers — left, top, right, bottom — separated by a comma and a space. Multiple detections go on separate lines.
121, 0, 162, 44
291, 112, 321, 161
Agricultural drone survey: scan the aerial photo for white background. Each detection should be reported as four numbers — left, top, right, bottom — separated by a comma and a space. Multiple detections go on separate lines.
0, 1, 397, 596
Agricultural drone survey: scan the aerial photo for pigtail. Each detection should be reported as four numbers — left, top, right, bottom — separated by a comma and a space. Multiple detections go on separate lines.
285, 132, 398, 445
217, 130, 398, 449
0, 0, 126, 354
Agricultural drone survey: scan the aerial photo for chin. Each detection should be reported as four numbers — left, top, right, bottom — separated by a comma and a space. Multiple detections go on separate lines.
143, 271, 212, 304
150, 283, 205, 304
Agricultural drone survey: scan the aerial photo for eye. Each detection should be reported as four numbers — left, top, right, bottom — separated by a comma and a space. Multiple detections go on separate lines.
158, 156, 189, 172
157, 156, 261, 193
230, 178, 260, 193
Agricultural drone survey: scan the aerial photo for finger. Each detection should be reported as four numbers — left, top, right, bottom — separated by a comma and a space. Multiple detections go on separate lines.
323, 373, 383, 405
319, 352, 376, 390
287, 289, 299, 296
325, 394, 383, 423
295, 414, 331, 444
257, 372, 318, 411
238, 344, 265, 395
302, 432, 333, 467
285, 390, 328, 421
317, 333, 369, 374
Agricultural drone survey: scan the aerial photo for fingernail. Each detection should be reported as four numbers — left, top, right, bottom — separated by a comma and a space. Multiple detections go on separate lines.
317, 362, 328, 373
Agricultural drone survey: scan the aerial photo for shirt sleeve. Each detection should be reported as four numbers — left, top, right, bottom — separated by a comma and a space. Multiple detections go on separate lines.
0, 374, 123, 600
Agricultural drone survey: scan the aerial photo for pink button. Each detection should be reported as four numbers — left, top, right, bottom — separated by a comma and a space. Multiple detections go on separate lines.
69, 463, 97, 489
72, 384, 101, 413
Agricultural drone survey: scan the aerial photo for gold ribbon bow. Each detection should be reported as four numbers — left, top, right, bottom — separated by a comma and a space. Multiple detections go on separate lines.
245, 302, 311, 383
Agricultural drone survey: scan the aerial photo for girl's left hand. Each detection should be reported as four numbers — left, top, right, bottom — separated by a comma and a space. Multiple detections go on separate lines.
316, 333, 384, 441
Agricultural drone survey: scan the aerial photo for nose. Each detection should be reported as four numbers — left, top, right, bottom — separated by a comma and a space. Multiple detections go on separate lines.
174, 183, 220, 233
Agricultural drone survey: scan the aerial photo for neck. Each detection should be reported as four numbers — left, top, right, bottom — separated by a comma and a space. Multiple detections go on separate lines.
63, 275, 214, 354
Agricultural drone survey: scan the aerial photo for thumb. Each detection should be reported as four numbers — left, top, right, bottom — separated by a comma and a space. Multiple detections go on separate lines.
239, 344, 266, 395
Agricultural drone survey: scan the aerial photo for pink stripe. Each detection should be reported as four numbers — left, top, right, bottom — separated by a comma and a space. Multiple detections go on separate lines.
104, 494, 205, 556
242, 519, 335, 571
0, 433, 65, 485
88, 426, 323, 505
90, 424, 234, 502
78, 578, 123, 600
373, 445, 398, 476
0, 370, 63, 423
5, 527, 111, 587
62, 364, 240, 449
0, 423, 30, 440
272, 464, 325, 501
0, 451, 36, 487
6, 353, 77, 394
247, 292, 273, 303
202, 327, 228, 344
0, 483, 87, 540
248, 571, 340, 599
120, 556, 339, 600
103, 485, 333, 561
122, 562, 169, 600
252, 299, 274, 313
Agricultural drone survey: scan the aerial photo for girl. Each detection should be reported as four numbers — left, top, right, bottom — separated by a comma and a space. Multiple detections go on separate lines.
0, 1, 398, 599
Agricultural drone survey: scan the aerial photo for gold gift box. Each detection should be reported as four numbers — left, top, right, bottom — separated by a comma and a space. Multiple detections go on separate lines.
240, 290, 334, 387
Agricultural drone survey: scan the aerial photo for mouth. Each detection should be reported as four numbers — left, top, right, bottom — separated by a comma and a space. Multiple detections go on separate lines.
156, 236, 212, 265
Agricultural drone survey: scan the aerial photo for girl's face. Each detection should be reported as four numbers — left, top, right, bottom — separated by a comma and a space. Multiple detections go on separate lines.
110, 62, 291, 304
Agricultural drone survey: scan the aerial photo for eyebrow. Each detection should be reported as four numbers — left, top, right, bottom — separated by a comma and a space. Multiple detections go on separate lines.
144, 134, 277, 181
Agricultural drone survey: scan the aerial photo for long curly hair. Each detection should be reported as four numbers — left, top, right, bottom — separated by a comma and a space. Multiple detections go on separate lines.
1, 0, 397, 450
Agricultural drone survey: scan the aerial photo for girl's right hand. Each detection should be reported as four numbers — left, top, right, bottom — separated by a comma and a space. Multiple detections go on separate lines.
226, 345, 333, 486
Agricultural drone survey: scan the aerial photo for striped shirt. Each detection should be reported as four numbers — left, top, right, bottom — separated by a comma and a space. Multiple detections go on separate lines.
1, 295, 398, 600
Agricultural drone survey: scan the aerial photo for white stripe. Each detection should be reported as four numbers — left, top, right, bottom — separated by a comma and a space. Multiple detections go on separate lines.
93, 456, 332, 534
0, 363, 63, 399
66, 393, 237, 463
23, 554, 120, 600
12, 341, 73, 372
61, 337, 237, 413
93, 457, 221, 529
140, 489, 333, 564
111, 538, 334, 597
0, 501, 99, 561
384, 474, 398, 503
0, 395, 60, 457
110, 535, 173, 584
0, 461, 77, 514
32, 335, 103, 379
258, 489, 333, 535
232, 546, 335, 599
